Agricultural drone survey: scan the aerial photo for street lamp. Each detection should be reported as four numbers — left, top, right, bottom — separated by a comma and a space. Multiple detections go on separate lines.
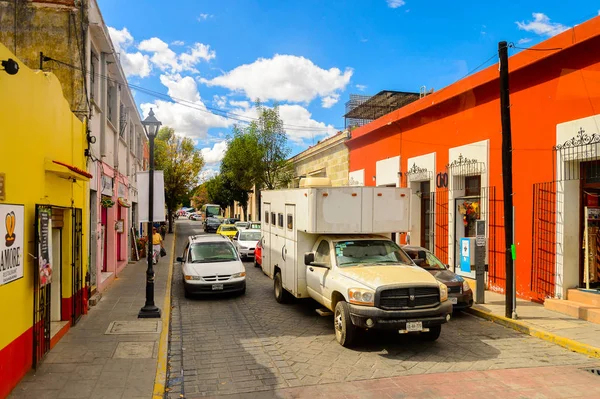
139, 108, 162, 319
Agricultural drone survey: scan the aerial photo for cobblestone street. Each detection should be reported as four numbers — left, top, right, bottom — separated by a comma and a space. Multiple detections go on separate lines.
165, 221, 600, 398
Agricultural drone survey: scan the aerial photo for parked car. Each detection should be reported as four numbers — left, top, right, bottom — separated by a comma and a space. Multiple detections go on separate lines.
402, 245, 473, 310
233, 229, 261, 260
190, 214, 202, 221
178, 234, 246, 297
217, 224, 238, 239
248, 221, 261, 230
254, 238, 262, 268
235, 221, 249, 230
228, 218, 240, 224
203, 217, 223, 233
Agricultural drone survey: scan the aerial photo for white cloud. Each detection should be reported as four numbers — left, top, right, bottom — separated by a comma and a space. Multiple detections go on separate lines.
107, 26, 151, 78
201, 54, 352, 107
229, 100, 250, 109
159, 74, 200, 102
355, 84, 367, 92
279, 105, 337, 143
171, 40, 185, 46
201, 140, 228, 165
517, 38, 533, 45
198, 13, 214, 21
516, 13, 569, 37
138, 38, 215, 73
213, 95, 227, 108
321, 94, 340, 108
199, 168, 219, 183
387, 0, 406, 8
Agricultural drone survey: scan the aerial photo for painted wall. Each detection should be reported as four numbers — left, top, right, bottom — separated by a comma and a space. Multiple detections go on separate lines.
291, 132, 350, 187
347, 19, 600, 301
0, 43, 89, 398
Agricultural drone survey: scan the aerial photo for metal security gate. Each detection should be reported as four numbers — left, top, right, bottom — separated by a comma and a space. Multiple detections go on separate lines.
33, 205, 51, 369
72, 208, 84, 325
531, 182, 557, 302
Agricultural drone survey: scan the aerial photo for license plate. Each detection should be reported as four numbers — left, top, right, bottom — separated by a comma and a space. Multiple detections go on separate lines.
450, 297, 458, 304
406, 321, 423, 332
212, 284, 224, 290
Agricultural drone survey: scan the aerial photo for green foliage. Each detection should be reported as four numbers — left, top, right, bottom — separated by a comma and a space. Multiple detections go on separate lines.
154, 126, 205, 230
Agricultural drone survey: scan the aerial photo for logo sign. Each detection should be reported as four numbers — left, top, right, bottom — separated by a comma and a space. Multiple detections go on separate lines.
37, 206, 53, 287
102, 175, 114, 196
436, 172, 448, 188
0, 204, 24, 286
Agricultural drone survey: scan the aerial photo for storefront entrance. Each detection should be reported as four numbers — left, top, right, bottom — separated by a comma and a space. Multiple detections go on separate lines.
454, 176, 481, 278
580, 160, 600, 289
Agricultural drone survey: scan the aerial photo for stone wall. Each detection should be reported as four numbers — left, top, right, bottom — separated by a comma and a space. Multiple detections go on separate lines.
291, 132, 350, 187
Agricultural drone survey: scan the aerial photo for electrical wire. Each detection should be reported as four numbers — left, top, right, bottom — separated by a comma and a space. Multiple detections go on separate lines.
508, 42, 563, 52
458, 52, 498, 81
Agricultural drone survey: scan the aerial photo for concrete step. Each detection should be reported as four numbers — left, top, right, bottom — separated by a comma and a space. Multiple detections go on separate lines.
544, 298, 600, 324
567, 288, 600, 307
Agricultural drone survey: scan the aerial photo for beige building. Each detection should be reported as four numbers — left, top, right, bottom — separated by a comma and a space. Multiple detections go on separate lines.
290, 130, 351, 187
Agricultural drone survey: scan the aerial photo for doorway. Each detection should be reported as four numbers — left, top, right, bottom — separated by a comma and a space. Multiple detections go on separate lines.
454, 175, 481, 276
420, 181, 432, 250
580, 160, 600, 288
50, 228, 62, 322
101, 206, 107, 273
89, 190, 97, 290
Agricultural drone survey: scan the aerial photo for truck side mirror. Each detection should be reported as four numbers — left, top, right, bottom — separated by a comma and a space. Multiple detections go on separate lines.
176, 257, 184, 262
304, 252, 315, 265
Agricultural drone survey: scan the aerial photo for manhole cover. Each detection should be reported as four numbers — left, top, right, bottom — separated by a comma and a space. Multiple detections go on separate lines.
113, 342, 155, 359
105, 320, 161, 335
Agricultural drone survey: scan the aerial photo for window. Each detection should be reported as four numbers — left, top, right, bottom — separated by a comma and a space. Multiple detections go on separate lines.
264, 211, 269, 224
129, 124, 135, 149
287, 214, 293, 230
107, 84, 113, 121
465, 175, 481, 196
90, 52, 97, 101
240, 231, 261, 241
271, 212, 276, 226
334, 240, 413, 267
315, 240, 331, 266
119, 103, 127, 138
278, 213, 284, 228
183, 243, 190, 262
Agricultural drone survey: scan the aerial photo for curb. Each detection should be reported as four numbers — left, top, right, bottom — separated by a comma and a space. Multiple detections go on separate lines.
467, 306, 600, 359
153, 225, 176, 399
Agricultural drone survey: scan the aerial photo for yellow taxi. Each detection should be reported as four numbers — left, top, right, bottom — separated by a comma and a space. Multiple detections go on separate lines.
216, 224, 238, 240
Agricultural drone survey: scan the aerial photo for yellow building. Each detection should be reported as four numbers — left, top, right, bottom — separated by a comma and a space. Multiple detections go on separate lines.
0, 43, 89, 398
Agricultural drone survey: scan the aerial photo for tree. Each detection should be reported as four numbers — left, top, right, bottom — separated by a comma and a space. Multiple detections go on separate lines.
154, 127, 205, 232
191, 183, 209, 209
205, 175, 232, 212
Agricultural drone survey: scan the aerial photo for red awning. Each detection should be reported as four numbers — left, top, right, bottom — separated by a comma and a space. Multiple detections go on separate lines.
52, 160, 93, 179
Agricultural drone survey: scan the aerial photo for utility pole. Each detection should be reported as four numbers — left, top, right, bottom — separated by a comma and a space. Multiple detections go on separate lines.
499, 41, 514, 319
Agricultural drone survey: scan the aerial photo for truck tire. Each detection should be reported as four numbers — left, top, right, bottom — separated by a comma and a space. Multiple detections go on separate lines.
334, 301, 356, 347
274, 271, 292, 303
420, 325, 441, 341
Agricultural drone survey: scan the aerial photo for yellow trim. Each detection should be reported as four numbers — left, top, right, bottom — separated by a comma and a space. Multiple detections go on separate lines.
153, 224, 176, 398
467, 307, 600, 358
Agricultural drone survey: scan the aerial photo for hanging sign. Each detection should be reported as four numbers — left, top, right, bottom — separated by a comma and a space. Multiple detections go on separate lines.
137, 171, 166, 222
101, 175, 114, 196
37, 206, 53, 287
0, 204, 24, 286
117, 183, 127, 198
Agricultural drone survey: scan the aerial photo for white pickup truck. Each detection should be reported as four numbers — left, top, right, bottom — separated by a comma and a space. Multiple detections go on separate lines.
260, 178, 452, 347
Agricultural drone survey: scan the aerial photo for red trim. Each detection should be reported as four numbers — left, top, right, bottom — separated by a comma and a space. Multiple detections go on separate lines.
52, 160, 93, 179
0, 327, 33, 399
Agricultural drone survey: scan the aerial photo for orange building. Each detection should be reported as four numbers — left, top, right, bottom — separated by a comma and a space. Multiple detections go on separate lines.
347, 16, 600, 302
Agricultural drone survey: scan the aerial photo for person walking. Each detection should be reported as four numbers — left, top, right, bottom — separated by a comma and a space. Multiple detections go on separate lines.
151, 227, 164, 265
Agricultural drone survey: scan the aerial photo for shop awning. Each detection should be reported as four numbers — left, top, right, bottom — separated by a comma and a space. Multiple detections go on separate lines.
118, 198, 131, 208
45, 159, 92, 181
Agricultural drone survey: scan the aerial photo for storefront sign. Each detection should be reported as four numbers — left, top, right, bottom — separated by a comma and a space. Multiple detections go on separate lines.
117, 183, 127, 198
0, 204, 24, 286
0, 173, 5, 201
115, 219, 124, 233
37, 206, 53, 287
102, 175, 114, 196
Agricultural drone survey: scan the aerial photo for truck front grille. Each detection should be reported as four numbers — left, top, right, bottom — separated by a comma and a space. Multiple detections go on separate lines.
377, 287, 440, 310
202, 275, 231, 282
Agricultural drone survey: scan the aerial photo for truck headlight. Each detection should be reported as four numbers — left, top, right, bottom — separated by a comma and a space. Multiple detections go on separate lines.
462, 280, 471, 292
231, 272, 246, 278
439, 283, 448, 302
348, 288, 375, 306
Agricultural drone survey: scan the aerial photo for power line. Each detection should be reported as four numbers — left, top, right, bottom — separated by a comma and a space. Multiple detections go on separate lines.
459, 52, 498, 80
508, 42, 563, 52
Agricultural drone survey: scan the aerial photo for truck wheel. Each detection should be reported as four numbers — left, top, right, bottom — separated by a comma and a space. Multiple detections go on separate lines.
274, 272, 292, 303
334, 301, 356, 347
420, 325, 441, 341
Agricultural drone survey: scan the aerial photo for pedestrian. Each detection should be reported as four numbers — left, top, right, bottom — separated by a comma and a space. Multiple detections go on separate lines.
159, 222, 167, 239
151, 227, 164, 265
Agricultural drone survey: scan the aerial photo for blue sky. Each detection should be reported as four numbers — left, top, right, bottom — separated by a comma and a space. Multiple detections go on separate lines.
98, 0, 600, 179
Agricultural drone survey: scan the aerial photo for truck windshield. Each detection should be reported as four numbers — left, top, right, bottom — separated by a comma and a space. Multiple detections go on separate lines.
334, 240, 414, 267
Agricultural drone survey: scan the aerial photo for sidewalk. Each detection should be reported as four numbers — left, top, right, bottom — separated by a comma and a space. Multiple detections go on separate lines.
8, 232, 175, 399
468, 291, 600, 358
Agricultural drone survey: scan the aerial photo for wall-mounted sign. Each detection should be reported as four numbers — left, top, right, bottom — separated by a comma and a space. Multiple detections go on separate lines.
436, 172, 448, 188
0, 204, 24, 286
37, 206, 53, 287
115, 219, 125, 233
460, 237, 471, 273
117, 183, 127, 198
0, 173, 5, 201
102, 175, 114, 196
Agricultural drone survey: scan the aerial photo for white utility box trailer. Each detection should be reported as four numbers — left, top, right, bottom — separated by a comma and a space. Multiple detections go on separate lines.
260, 178, 452, 347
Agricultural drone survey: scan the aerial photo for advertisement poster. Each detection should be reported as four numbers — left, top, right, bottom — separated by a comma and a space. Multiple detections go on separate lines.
38, 206, 53, 287
0, 204, 24, 286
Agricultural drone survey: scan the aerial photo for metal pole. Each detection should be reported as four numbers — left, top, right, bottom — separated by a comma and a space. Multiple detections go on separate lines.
499, 41, 514, 319
512, 206, 517, 319
139, 133, 160, 318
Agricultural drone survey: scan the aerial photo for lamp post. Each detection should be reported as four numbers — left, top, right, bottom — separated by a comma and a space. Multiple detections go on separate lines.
138, 108, 162, 319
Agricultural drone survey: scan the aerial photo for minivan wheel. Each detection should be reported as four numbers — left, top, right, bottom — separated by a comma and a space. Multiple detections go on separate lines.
334, 301, 356, 347
420, 325, 441, 341
274, 272, 292, 303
